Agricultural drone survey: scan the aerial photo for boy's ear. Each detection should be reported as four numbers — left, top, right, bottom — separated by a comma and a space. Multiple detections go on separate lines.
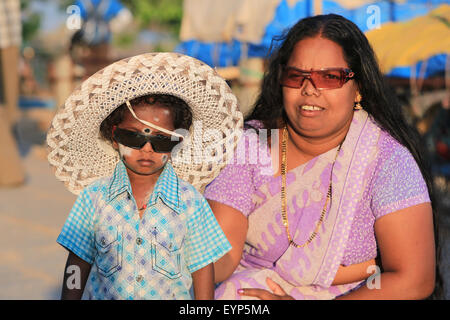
162, 153, 171, 163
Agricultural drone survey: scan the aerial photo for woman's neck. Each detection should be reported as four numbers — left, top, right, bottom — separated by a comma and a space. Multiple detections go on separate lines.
285, 123, 349, 164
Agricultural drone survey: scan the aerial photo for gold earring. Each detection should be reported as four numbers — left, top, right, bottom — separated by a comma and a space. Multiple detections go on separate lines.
354, 94, 362, 110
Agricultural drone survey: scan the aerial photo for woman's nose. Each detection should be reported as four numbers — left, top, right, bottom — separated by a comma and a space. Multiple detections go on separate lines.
301, 77, 320, 96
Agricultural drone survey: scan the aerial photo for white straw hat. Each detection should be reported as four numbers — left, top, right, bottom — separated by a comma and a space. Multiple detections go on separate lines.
47, 52, 243, 194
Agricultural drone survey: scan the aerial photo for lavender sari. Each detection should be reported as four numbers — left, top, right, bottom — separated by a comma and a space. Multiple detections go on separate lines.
205, 109, 430, 300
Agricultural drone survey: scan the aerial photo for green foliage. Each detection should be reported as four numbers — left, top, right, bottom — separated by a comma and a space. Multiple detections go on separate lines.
22, 13, 41, 43
21, 0, 41, 44
58, 0, 74, 9
20, 0, 183, 46
121, 0, 183, 34
112, 32, 136, 48
59, 0, 184, 35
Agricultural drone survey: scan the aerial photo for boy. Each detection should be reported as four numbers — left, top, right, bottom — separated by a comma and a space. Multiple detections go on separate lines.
47, 53, 243, 299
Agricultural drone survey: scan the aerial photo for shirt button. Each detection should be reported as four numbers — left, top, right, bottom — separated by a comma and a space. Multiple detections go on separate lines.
136, 275, 143, 282
136, 238, 143, 245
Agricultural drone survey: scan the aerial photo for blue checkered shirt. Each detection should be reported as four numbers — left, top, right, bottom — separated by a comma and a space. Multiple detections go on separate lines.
57, 161, 231, 300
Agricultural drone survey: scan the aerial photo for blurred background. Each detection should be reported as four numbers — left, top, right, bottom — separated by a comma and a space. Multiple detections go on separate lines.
0, 0, 449, 299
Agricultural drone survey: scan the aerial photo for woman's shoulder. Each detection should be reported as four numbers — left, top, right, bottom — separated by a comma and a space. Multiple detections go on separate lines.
244, 119, 265, 130
372, 130, 425, 183
370, 130, 430, 219
376, 130, 415, 165
240, 120, 267, 143
203, 120, 274, 214
228, 120, 274, 175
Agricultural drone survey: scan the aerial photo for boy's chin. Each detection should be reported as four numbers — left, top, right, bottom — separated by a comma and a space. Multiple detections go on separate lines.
123, 162, 166, 176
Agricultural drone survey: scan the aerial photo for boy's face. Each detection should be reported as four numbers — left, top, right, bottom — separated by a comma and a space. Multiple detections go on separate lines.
113, 102, 175, 177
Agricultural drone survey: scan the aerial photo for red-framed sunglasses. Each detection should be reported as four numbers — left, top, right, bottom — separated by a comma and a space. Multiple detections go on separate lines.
281, 66, 355, 90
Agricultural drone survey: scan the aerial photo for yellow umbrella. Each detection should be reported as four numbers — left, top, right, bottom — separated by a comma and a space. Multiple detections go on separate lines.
366, 4, 450, 74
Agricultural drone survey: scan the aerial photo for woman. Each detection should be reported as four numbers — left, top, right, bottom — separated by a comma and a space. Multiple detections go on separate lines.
204, 14, 437, 299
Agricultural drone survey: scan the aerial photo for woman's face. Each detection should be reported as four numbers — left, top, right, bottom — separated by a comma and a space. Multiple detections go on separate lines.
282, 36, 359, 140
113, 103, 174, 177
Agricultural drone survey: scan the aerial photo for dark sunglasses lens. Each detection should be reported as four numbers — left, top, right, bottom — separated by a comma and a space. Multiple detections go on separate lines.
113, 129, 146, 149
150, 135, 181, 153
114, 128, 182, 152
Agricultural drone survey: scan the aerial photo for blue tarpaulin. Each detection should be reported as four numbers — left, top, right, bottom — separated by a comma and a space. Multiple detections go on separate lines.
387, 53, 448, 78
176, 0, 449, 78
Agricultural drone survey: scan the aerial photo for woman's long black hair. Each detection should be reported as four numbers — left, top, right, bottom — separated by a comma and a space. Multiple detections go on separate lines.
247, 14, 441, 299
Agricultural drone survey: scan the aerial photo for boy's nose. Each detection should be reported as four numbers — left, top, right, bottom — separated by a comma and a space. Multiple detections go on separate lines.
141, 141, 154, 152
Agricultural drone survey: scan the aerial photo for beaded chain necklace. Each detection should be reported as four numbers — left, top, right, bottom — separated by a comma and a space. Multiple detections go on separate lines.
280, 126, 342, 248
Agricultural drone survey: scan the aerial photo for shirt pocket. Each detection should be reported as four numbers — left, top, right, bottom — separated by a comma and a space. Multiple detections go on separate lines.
94, 225, 122, 277
152, 229, 184, 279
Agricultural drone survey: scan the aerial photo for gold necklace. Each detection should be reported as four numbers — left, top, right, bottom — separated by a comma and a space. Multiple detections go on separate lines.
281, 126, 342, 248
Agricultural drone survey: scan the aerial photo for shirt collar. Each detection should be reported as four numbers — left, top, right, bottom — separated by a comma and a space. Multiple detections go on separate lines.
148, 161, 181, 214
108, 161, 133, 202
108, 161, 181, 214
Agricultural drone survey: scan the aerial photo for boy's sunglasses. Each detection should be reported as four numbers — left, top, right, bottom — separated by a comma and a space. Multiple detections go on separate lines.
113, 127, 182, 153
281, 67, 355, 90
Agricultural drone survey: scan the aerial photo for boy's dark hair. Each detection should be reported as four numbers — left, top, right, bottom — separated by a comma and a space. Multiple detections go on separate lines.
100, 94, 193, 143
